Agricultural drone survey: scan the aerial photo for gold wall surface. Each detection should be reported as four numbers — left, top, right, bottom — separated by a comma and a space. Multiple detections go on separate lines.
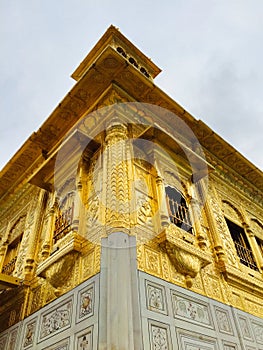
0, 26, 262, 333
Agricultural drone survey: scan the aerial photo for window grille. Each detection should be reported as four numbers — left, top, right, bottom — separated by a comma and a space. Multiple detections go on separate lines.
225, 218, 258, 271
165, 186, 193, 234
2, 235, 22, 275
53, 202, 74, 244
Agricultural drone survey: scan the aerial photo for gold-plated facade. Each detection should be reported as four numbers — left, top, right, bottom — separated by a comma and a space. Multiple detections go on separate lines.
0, 26, 262, 334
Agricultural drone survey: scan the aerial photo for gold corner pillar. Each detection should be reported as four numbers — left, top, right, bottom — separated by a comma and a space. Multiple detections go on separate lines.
97, 122, 143, 348
102, 121, 133, 231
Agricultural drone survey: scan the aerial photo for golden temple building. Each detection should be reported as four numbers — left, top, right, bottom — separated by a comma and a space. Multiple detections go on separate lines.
0, 26, 263, 349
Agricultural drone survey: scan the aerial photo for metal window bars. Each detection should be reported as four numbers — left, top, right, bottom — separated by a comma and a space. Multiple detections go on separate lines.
1, 256, 17, 275
234, 241, 259, 271
53, 203, 74, 244
166, 194, 193, 234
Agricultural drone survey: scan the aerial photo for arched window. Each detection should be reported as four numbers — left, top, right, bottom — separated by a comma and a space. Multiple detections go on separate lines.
165, 186, 193, 234
225, 218, 258, 271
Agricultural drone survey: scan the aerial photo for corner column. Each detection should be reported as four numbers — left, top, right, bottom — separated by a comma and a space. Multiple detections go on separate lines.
98, 232, 142, 350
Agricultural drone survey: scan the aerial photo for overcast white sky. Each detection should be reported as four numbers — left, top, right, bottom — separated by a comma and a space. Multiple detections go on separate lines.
0, 1, 262, 171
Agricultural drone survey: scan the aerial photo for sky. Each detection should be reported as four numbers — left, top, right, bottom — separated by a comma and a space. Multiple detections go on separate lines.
0, 1, 262, 171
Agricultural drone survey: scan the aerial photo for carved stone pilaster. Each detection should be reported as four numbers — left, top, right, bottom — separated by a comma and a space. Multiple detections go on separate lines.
189, 197, 207, 249
103, 122, 132, 230
155, 175, 170, 228
24, 189, 47, 281
41, 195, 57, 259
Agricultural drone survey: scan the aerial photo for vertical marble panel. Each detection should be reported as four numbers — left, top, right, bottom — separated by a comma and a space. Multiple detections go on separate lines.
75, 326, 93, 350
23, 318, 37, 348
7, 326, 19, 350
0, 334, 8, 349
237, 315, 253, 341
149, 320, 171, 350
145, 280, 167, 315
214, 307, 233, 335
251, 321, 263, 344
77, 282, 95, 323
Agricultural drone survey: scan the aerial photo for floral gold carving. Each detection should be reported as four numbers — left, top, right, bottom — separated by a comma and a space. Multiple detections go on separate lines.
158, 224, 212, 287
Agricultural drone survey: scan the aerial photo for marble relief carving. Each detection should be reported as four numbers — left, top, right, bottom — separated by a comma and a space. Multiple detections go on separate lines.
238, 316, 253, 340
146, 281, 167, 314
39, 299, 72, 340
76, 331, 92, 350
43, 338, 70, 350
23, 320, 36, 348
215, 308, 233, 334
78, 284, 94, 321
150, 324, 169, 350
223, 345, 237, 350
7, 328, 18, 350
171, 292, 212, 327
0, 334, 8, 349
252, 322, 263, 344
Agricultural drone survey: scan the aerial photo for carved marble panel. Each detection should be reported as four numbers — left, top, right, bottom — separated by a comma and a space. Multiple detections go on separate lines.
223, 344, 237, 350
149, 320, 171, 350
145, 280, 167, 315
23, 318, 37, 348
214, 307, 233, 335
177, 329, 218, 350
0, 334, 8, 349
43, 337, 70, 350
75, 327, 93, 350
7, 327, 19, 350
39, 297, 73, 342
171, 291, 213, 328
251, 321, 263, 344
238, 315, 253, 341
77, 282, 94, 322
